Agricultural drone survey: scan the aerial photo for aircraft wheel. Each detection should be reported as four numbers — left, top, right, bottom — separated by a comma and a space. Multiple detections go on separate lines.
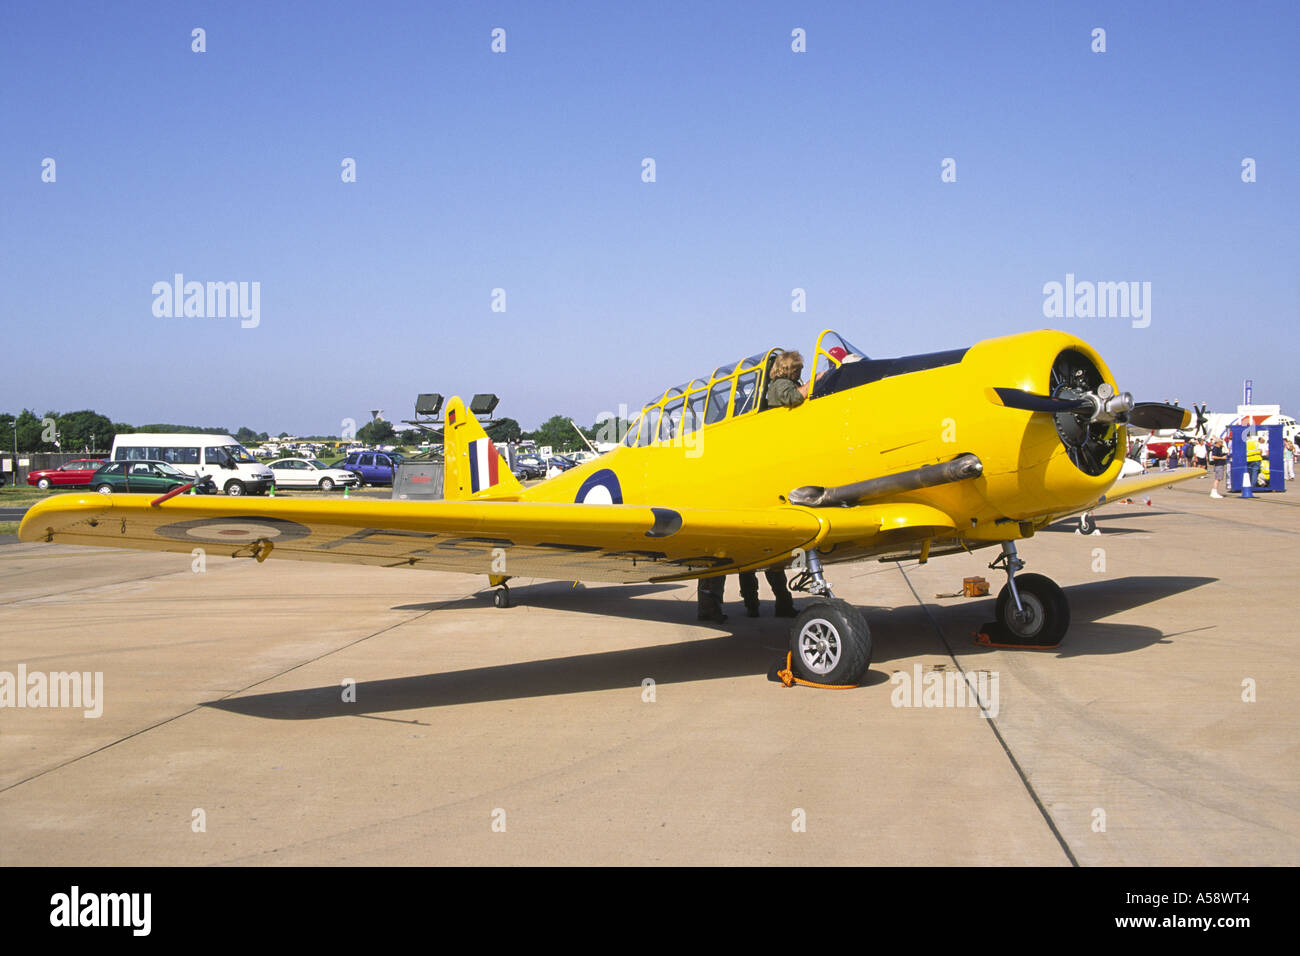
994, 573, 1069, 646
493, 586, 511, 609
788, 600, 871, 685
225, 480, 245, 496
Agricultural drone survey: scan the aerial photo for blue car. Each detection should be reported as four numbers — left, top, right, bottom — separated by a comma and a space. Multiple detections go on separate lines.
340, 450, 404, 486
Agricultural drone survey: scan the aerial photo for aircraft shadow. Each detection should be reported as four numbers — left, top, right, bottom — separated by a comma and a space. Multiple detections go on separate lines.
201, 577, 1208, 719
203, 629, 891, 720
392, 581, 682, 619
920, 574, 1218, 660
1042, 510, 1176, 535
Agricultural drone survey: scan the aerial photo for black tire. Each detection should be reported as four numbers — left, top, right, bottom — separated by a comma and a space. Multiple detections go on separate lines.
994, 573, 1070, 646
37, 478, 51, 490
788, 599, 871, 684
493, 588, 511, 609
319, 478, 334, 492
96, 484, 113, 495
224, 480, 246, 497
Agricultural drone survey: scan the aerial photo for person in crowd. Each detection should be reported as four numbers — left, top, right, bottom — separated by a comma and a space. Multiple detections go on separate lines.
1284, 438, 1296, 481
1208, 437, 1228, 498
1245, 429, 1263, 491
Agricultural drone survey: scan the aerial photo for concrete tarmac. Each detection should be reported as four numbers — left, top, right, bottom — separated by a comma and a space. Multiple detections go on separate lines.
1, 476, 1296, 865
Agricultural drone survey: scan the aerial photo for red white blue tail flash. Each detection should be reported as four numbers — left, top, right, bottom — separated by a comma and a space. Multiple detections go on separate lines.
468, 438, 500, 492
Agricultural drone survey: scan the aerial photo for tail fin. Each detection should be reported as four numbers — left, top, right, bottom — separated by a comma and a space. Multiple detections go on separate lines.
442, 396, 523, 500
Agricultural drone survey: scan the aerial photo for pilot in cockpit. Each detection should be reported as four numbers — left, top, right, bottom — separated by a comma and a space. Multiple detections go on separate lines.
766, 351, 814, 408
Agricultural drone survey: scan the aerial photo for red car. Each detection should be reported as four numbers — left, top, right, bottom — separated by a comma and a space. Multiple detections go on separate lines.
26, 459, 107, 490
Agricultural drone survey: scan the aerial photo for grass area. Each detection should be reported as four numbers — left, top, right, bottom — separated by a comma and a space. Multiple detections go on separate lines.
0, 521, 20, 535
0, 486, 62, 506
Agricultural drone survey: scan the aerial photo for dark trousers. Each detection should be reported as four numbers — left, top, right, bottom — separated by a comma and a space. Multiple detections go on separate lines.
739, 568, 793, 607
697, 575, 726, 614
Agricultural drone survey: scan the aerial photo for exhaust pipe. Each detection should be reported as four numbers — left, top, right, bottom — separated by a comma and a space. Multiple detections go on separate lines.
789, 453, 983, 508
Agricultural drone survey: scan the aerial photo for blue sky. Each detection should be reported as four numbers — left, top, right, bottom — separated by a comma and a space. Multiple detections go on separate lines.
2, 1, 1296, 435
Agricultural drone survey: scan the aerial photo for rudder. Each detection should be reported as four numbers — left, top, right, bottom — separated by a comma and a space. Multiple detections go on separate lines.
442, 396, 523, 500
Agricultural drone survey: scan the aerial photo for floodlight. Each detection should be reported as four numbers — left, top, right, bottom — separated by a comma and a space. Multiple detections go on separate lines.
470, 393, 500, 416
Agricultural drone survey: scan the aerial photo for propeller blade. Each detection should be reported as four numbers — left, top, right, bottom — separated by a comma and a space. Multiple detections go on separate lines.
1127, 402, 1192, 431
1194, 403, 1210, 436
989, 387, 1091, 413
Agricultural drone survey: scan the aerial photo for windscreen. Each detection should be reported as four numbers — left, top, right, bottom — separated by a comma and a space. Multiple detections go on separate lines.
219, 445, 258, 464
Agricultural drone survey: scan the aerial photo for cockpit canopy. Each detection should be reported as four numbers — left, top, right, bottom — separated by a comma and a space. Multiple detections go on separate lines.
622, 330, 872, 447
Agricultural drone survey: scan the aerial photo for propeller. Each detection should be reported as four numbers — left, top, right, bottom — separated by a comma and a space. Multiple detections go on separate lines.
989, 388, 1091, 413
1192, 402, 1210, 437
987, 348, 1197, 477
1127, 402, 1193, 431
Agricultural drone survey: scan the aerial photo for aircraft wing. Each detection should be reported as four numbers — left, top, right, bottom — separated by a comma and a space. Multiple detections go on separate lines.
1040, 466, 1206, 524
1096, 466, 1206, 505
16, 493, 826, 584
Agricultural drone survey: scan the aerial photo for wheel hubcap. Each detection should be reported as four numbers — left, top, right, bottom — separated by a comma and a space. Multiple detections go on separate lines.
1007, 593, 1046, 638
798, 618, 842, 675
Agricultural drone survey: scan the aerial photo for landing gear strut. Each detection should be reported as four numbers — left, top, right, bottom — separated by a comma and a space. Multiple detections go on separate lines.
985, 542, 1069, 646
788, 547, 835, 599
785, 549, 871, 684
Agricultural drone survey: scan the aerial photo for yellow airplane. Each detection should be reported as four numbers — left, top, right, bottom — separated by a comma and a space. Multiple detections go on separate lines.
19, 328, 1201, 686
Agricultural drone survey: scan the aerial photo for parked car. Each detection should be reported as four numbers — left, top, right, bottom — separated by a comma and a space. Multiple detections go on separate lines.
25, 459, 107, 490
267, 458, 359, 492
91, 460, 215, 495
512, 458, 546, 480
339, 450, 404, 485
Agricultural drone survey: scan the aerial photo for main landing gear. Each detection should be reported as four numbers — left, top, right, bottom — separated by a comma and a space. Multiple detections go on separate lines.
785, 549, 872, 685
982, 541, 1070, 647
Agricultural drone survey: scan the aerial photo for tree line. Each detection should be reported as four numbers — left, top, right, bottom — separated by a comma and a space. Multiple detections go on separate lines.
0, 409, 633, 454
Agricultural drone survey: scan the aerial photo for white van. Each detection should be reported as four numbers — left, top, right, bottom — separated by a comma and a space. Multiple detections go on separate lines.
110, 433, 275, 496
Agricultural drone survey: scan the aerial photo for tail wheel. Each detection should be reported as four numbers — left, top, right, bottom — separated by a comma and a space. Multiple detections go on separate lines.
994, 572, 1069, 645
788, 600, 871, 685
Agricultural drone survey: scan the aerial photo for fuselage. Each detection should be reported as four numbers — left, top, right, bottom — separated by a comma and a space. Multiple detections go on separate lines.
514, 329, 1125, 561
